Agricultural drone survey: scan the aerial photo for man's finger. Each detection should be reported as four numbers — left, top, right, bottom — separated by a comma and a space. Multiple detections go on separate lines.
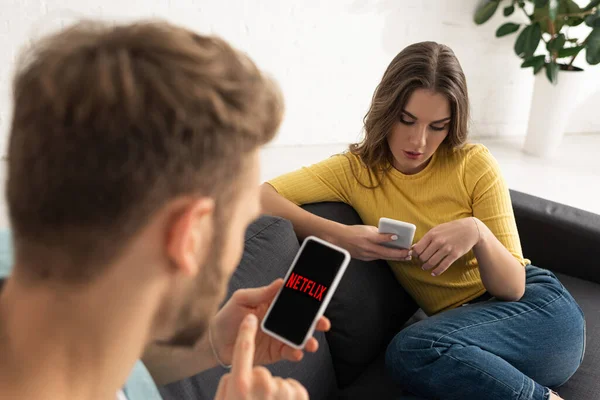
231, 314, 258, 381
286, 378, 309, 400
304, 337, 319, 353
274, 377, 294, 398
282, 346, 304, 362
315, 316, 331, 332
214, 373, 230, 400
250, 366, 272, 397
233, 279, 283, 307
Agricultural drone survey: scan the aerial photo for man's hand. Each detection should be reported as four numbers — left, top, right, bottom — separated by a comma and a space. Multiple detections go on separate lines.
210, 279, 331, 366
215, 314, 309, 399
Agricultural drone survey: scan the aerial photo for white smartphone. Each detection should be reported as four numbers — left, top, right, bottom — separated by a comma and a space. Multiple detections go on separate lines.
261, 236, 351, 349
378, 217, 416, 249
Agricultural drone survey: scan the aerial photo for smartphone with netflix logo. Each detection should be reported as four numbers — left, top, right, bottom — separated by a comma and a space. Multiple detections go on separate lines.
261, 236, 351, 349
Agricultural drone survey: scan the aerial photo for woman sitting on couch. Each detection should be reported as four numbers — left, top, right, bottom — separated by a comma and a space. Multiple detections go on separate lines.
261, 41, 585, 400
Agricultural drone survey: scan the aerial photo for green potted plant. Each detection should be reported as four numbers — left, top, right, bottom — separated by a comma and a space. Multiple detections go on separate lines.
474, 0, 600, 157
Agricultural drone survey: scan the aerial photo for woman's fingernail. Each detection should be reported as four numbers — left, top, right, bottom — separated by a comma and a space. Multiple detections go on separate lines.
408, 249, 413, 257
404, 256, 412, 261
431, 272, 437, 277
391, 235, 399, 241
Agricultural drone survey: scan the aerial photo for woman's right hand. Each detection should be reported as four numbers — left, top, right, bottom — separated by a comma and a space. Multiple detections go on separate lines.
333, 224, 413, 261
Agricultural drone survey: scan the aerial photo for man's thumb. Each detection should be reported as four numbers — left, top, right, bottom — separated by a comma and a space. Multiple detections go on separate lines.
235, 279, 283, 306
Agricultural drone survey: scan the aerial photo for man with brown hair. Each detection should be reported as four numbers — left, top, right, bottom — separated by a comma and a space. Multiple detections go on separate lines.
0, 20, 328, 400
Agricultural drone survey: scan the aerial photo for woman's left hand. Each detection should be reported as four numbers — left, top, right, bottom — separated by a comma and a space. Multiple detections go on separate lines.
411, 217, 482, 277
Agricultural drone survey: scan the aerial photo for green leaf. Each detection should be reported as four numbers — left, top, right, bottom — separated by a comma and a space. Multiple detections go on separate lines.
474, 0, 500, 25
514, 23, 542, 59
582, 0, 600, 12
565, 17, 585, 27
534, 0, 549, 7
534, 60, 546, 74
545, 62, 559, 84
585, 14, 600, 27
533, 5, 559, 32
547, 33, 566, 51
562, 0, 582, 11
562, 0, 584, 26
521, 55, 547, 74
557, 45, 585, 57
521, 55, 546, 70
549, 0, 559, 21
533, 0, 582, 32
504, 5, 515, 16
585, 10, 600, 27
585, 27, 600, 64
496, 22, 521, 37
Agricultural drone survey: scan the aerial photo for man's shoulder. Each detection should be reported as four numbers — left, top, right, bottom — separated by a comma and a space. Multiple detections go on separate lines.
0, 229, 13, 279
0, 231, 162, 400
123, 360, 163, 400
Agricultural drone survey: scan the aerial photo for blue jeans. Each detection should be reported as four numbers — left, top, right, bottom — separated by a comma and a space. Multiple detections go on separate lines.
385, 265, 586, 400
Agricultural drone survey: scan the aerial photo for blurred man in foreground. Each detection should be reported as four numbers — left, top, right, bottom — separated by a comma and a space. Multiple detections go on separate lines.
0, 20, 328, 400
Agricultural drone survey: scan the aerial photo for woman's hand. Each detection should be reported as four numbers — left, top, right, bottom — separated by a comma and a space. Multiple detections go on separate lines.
333, 224, 412, 261
412, 217, 481, 276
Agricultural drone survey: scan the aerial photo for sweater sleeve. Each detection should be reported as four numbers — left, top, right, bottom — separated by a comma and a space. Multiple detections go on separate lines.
267, 153, 359, 206
464, 145, 529, 266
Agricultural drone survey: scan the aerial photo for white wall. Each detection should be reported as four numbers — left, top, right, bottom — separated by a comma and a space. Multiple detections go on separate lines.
0, 0, 600, 151
0, 0, 598, 228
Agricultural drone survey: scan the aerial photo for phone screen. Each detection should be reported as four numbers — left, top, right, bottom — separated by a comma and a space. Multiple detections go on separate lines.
263, 239, 346, 346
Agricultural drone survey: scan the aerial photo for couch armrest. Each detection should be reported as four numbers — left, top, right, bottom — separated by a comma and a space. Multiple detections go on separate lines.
510, 190, 600, 284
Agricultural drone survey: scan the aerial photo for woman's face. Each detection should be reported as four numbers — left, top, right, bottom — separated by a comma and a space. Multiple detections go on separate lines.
387, 89, 451, 175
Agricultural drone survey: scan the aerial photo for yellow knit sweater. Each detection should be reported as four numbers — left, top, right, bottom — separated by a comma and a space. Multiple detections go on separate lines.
268, 143, 529, 316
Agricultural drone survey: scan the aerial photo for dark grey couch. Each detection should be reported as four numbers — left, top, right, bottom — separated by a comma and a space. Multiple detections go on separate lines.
161, 190, 599, 400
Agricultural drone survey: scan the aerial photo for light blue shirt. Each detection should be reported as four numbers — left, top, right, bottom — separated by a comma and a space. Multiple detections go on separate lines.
0, 230, 163, 400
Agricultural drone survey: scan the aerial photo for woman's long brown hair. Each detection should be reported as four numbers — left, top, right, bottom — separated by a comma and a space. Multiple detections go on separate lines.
347, 41, 470, 188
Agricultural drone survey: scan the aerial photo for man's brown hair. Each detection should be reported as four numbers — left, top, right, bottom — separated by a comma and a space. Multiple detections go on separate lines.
7, 20, 283, 282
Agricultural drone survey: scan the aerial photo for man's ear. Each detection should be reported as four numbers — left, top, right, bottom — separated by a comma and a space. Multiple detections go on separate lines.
166, 197, 215, 277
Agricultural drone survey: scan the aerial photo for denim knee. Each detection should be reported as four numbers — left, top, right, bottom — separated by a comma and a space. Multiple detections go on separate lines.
385, 330, 409, 383
385, 327, 437, 383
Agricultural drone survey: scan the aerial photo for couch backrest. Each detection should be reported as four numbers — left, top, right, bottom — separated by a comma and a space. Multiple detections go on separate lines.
511, 190, 599, 284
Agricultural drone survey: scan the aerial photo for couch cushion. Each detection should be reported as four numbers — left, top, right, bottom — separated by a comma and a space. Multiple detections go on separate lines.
301, 202, 420, 388
160, 215, 337, 400
552, 273, 600, 399
338, 351, 404, 400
